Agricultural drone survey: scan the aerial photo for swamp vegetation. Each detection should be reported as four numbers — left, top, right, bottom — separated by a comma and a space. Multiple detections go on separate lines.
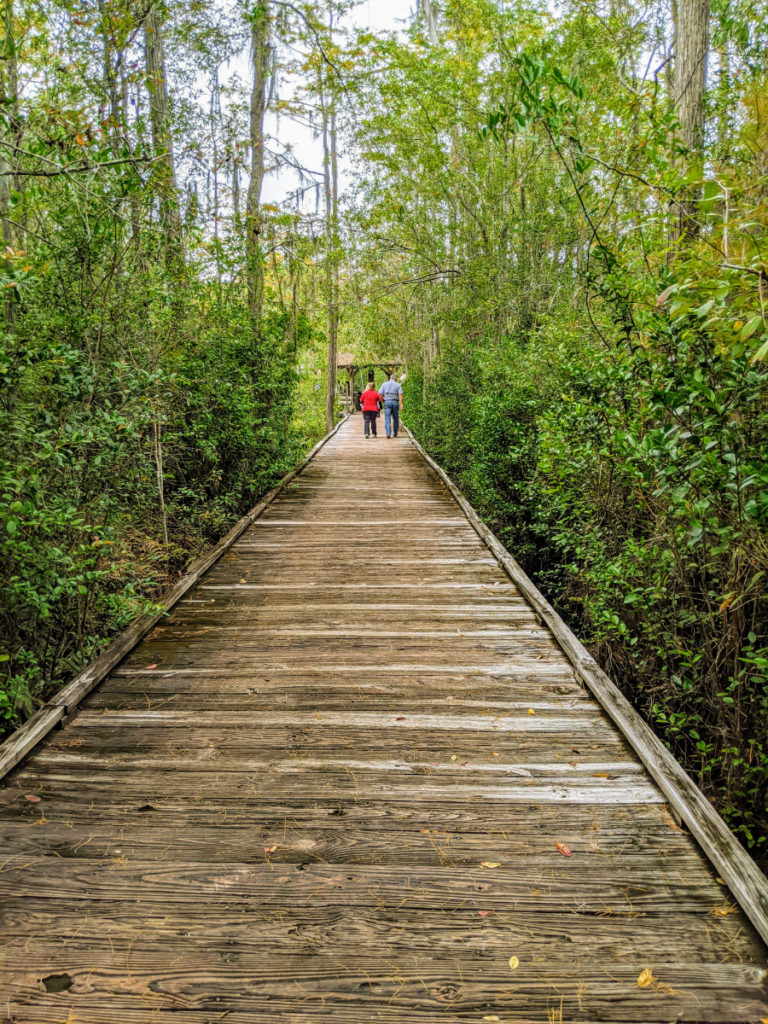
1, 0, 767, 854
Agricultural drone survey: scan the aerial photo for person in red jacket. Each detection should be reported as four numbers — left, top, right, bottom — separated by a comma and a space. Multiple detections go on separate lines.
359, 381, 382, 438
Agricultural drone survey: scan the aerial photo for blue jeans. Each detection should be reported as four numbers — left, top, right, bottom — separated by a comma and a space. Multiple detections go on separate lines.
384, 401, 400, 437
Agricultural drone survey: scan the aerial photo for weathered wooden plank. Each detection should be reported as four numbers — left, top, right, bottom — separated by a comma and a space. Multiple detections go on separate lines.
0, 705, 64, 780
0, 1004, 754, 1024
7, 768, 665, 805
0, 858, 726, 911
77, 685, 587, 708
2, 954, 765, 1021
406, 426, 768, 947
0, 818, 706, 863
0, 795, 679, 833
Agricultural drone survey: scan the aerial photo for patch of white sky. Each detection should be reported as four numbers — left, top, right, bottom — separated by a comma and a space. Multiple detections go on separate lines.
260, 0, 416, 205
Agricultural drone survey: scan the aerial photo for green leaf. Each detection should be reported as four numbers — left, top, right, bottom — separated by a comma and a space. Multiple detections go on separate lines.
740, 316, 763, 341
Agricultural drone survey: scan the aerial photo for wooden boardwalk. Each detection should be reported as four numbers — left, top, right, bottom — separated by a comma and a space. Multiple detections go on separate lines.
1, 414, 767, 1023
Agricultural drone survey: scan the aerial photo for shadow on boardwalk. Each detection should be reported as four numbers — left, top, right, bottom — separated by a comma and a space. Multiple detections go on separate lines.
1, 415, 766, 1022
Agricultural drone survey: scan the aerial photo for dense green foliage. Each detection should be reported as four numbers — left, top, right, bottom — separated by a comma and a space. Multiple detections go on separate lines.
0, 242, 313, 731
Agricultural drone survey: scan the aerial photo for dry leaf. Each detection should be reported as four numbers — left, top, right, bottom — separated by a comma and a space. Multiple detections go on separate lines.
24, 794, 41, 803
477, 910, 491, 917
492, 751, 499, 757
264, 845, 278, 854
636, 968, 655, 988
483, 1017, 501, 1021
554, 841, 572, 857
712, 903, 737, 917
592, 773, 611, 778
480, 861, 502, 869
508, 956, 519, 970
145, 663, 158, 669
239, 579, 246, 584
719, 593, 736, 613
451, 755, 458, 762
527, 708, 536, 716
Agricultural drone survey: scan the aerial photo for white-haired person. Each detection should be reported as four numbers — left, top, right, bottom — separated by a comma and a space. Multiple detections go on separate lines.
379, 372, 403, 438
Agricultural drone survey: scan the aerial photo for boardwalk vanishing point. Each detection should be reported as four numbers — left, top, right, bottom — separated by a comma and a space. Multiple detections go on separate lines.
1, 414, 767, 1022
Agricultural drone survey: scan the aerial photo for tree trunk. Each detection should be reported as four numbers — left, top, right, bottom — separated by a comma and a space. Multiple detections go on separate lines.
670, 0, 710, 242
144, 4, 183, 263
152, 418, 169, 547
246, 1, 271, 334
322, 63, 339, 433
1, 0, 19, 327
419, 0, 439, 45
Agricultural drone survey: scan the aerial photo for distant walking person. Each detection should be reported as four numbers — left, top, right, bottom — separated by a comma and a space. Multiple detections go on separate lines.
379, 372, 403, 438
360, 381, 382, 438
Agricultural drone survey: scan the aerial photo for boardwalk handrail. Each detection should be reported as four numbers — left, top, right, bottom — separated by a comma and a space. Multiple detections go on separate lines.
0, 414, 351, 783
405, 426, 768, 948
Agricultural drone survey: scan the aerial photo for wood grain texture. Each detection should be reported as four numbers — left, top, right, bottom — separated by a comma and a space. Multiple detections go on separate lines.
0, 415, 766, 1023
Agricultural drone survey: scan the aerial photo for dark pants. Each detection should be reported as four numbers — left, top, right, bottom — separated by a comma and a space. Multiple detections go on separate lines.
363, 410, 378, 436
384, 401, 400, 437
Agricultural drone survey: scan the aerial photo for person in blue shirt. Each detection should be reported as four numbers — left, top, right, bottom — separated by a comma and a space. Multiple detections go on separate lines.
379, 373, 403, 438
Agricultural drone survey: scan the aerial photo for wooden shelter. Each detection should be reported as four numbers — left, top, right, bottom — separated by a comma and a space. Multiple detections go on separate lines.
337, 352, 403, 409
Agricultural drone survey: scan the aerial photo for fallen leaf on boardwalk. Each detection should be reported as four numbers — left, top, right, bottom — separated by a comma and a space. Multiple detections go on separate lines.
636, 968, 655, 988
571, 747, 581, 754
239, 579, 246, 584
483, 1016, 501, 1021
508, 956, 519, 971
554, 841, 572, 857
480, 861, 502, 869
527, 708, 536, 715
24, 794, 41, 803
264, 845, 278, 854
592, 773, 611, 778
395, 716, 405, 721
451, 755, 458, 762
145, 664, 158, 669
477, 910, 491, 917
712, 903, 737, 917
536, 654, 543, 660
